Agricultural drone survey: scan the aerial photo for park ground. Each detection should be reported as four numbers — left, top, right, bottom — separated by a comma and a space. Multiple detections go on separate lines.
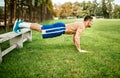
0, 19, 120, 78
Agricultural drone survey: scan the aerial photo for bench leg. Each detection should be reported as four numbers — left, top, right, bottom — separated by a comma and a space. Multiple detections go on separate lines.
23, 30, 32, 42
10, 35, 23, 48
0, 44, 2, 63
28, 30, 32, 41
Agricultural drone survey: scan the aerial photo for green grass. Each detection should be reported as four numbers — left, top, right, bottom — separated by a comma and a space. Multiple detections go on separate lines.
0, 19, 120, 78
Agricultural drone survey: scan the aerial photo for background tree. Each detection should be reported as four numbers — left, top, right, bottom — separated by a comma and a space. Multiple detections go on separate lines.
106, 0, 114, 18
0, 7, 4, 18
112, 4, 120, 18
72, 2, 83, 18
59, 2, 72, 18
86, 1, 93, 15
92, 0, 99, 16
101, 0, 114, 18
102, 0, 109, 18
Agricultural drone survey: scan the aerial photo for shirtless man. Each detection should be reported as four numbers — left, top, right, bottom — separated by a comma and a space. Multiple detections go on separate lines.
13, 15, 93, 52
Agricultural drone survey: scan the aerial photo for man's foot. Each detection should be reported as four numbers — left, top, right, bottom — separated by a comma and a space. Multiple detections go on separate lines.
18, 20, 23, 32
13, 20, 23, 33
19, 19, 23, 23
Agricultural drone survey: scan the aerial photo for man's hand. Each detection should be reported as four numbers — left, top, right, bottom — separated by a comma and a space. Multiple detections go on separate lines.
77, 48, 88, 53
80, 50, 88, 53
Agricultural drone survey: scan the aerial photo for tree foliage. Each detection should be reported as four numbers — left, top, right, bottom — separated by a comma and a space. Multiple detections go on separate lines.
53, 0, 120, 19
112, 5, 120, 18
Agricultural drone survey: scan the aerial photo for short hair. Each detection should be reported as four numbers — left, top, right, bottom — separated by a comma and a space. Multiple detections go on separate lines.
84, 15, 93, 21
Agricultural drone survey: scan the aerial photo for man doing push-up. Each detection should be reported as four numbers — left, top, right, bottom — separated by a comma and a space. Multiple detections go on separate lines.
13, 15, 93, 52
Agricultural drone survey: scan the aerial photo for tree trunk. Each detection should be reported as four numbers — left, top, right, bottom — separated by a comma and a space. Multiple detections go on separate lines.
4, 0, 7, 32
40, 4, 43, 22
13, 0, 16, 21
28, 0, 32, 21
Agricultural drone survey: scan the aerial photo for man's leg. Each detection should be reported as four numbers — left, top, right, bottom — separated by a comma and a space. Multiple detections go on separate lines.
20, 22, 42, 32
13, 20, 42, 33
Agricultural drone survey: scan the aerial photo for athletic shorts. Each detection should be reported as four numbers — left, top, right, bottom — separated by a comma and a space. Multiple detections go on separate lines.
41, 22, 66, 38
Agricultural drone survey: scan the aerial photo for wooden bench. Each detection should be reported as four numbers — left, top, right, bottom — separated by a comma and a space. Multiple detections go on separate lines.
0, 28, 32, 63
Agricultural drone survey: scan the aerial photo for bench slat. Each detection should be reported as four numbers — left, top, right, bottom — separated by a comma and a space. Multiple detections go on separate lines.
2, 44, 17, 57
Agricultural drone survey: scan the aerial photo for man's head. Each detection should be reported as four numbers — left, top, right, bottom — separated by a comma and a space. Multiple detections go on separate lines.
84, 15, 93, 28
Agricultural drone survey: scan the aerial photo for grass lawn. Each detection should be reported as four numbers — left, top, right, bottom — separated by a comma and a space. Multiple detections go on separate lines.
0, 19, 120, 78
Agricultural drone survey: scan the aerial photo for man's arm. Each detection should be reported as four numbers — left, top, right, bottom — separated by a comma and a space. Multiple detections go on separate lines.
73, 34, 75, 45
74, 29, 81, 52
73, 27, 88, 52
73, 34, 83, 51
